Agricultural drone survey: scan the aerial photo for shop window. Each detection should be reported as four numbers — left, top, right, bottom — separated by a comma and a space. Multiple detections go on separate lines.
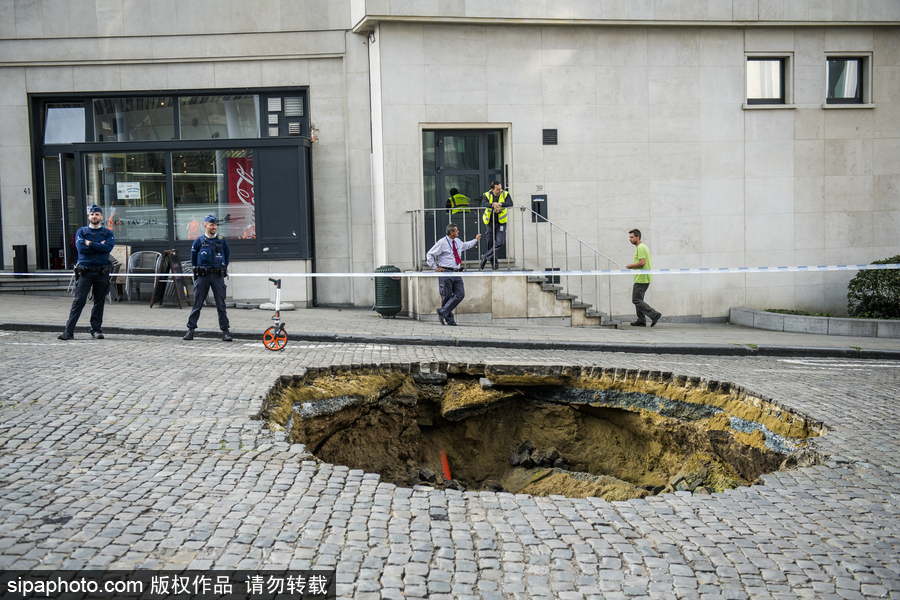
179, 96, 260, 140
746, 57, 790, 106
43, 103, 85, 144
174, 149, 255, 241
92, 97, 174, 142
84, 152, 168, 242
826, 57, 868, 105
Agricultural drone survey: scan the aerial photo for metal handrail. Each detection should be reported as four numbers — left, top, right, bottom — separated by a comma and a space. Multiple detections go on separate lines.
409, 206, 621, 322
512, 206, 619, 323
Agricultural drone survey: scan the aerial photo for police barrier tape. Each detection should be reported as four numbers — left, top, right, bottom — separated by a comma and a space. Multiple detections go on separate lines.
8, 264, 900, 278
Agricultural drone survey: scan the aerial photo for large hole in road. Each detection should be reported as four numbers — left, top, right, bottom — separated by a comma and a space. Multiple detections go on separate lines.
258, 365, 826, 501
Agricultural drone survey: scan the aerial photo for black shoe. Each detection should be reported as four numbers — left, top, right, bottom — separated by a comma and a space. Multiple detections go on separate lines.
492, 263, 499, 270
479, 257, 487, 271
222, 329, 233, 342
651, 313, 662, 327
183, 328, 194, 341
91, 331, 104, 339
58, 332, 73, 340
437, 310, 447, 326
447, 320, 458, 326
630, 321, 647, 327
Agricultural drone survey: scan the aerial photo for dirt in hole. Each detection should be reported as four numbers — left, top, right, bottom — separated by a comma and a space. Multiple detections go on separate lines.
259, 367, 821, 501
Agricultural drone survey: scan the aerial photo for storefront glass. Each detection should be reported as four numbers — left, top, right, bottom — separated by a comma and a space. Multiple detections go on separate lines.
174, 150, 255, 241
92, 98, 174, 142
179, 96, 260, 140
84, 152, 168, 242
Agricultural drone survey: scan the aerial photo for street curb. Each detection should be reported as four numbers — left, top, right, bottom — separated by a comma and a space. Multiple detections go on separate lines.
2, 321, 897, 359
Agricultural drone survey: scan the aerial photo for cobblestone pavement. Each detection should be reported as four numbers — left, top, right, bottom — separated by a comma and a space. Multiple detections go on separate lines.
0, 332, 898, 599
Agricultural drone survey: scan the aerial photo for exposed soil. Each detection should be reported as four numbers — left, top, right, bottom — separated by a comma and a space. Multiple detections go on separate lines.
258, 366, 823, 501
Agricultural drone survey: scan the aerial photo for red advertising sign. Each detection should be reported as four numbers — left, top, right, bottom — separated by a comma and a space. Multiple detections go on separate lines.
228, 157, 255, 238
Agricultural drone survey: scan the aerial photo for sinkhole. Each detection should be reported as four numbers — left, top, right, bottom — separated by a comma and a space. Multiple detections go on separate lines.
257, 365, 826, 501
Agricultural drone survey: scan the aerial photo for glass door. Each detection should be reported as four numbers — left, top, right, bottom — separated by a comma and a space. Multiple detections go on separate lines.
422, 129, 504, 261
42, 153, 78, 269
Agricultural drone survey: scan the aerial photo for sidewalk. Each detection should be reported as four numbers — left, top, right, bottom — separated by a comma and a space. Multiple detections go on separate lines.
1, 294, 899, 358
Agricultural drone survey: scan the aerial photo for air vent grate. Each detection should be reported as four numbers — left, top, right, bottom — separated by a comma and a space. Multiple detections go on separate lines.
288, 123, 302, 136
542, 129, 558, 145
284, 97, 303, 117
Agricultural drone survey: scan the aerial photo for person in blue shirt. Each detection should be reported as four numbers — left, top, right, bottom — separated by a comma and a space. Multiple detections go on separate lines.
426, 223, 481, 326
183, 215, 232, 341
59, 205, 115, 340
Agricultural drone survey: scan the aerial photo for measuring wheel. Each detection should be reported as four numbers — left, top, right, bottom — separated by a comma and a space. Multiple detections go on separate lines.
263, 326, 288, 351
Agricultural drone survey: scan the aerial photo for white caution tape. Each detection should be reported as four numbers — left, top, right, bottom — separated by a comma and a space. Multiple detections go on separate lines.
9, 264, 900, 278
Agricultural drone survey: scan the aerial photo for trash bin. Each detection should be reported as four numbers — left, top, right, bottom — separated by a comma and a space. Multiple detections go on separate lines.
374, 265, 402, 318
13, 245, 27, 278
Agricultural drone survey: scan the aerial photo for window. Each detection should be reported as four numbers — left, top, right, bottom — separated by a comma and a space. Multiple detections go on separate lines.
84, 152, 168, 242
174, 150, 255, 241
43, 103, 85, 144
92, 97, 174, 142
746, 58, 786, 105
179, 96, 260, 140
827, 57, 864, 104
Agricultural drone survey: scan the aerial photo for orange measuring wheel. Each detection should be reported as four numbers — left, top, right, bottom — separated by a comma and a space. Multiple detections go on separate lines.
263, 326, 288, 351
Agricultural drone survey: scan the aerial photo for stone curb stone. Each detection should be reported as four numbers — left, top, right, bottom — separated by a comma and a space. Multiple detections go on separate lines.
756, 345, 859, 358
752, 310, 784, 331
730, 307, 899, 338
2, 321, 898, 359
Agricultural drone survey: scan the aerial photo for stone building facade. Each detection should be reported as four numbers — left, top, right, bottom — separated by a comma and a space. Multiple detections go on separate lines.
1, 0, 898, 317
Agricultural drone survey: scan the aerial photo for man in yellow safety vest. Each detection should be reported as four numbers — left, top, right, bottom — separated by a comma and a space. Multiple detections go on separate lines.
479, 181, 513, 270
445, 188, 471, 214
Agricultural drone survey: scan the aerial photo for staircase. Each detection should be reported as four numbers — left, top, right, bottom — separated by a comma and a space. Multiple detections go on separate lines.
410, 206, 621, 327
0, 272, 71, 296
525, 274, 608, 326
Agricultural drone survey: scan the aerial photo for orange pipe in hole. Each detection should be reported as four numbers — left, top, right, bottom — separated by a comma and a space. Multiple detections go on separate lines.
440, 450, 452, 481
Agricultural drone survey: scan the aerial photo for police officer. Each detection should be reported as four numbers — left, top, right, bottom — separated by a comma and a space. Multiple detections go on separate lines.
59, 205, 115, 340
183, 215, 233, 341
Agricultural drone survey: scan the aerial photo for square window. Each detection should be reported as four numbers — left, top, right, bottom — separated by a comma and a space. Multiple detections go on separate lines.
827, 57, 863, 104
747, 58, 786, 105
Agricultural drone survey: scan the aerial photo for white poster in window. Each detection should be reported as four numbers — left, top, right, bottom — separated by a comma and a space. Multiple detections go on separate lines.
117, 182, 141, 200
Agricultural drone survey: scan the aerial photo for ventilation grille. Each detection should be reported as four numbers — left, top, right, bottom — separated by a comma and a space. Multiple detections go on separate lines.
284, 97, 304, 117
288, 123, 302, 136
542, 129, 558, 145
267, 97, 282, 112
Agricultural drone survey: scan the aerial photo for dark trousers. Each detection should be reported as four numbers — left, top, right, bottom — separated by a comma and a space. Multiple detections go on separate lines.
187, 274, 230, 331
483, 222, 506, 266
438, 274, 465, 323
65, 271, 110, 335
632, 282, 660, 323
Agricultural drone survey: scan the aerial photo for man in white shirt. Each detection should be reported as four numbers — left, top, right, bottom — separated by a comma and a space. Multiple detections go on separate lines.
426, 223, 481, 326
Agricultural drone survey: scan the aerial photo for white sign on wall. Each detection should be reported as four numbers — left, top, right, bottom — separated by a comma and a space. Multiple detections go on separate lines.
117, 182, 141, 200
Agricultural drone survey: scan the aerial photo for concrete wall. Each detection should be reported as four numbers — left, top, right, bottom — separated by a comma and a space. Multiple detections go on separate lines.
351, 0, 900, 25
368, 21, 900, 317
0, 0, 376, 307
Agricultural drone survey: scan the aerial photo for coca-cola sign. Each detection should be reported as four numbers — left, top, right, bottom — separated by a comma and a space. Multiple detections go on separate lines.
228, 157, 255, 238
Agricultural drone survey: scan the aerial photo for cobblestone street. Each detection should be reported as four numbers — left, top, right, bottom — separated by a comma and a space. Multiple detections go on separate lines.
0, 332, 898, 599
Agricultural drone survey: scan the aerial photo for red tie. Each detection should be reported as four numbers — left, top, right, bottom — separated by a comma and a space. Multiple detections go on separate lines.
452, 240, 461, 265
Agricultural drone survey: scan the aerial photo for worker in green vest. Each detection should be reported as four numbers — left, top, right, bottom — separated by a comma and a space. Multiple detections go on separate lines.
479, 181, 513, 270
445, 188, 471, 214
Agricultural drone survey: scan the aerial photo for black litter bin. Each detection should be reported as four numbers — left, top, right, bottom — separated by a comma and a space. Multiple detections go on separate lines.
374, 265, 402, 318
13, 245, 27, 278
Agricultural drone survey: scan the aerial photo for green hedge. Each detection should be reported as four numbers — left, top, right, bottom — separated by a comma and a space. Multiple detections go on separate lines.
847, 255, 900, 320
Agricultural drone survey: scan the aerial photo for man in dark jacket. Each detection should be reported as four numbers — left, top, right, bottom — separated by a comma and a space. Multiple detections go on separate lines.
183, 215, 233, 341
59, 205, 115, 340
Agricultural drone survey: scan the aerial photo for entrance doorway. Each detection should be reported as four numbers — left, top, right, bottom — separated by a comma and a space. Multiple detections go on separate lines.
422, 129, 504, 261
42, 153, 78, 270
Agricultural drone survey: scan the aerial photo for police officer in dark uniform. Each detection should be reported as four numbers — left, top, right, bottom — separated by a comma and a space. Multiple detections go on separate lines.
183, 215, 233, 341
59, 205, 115, 340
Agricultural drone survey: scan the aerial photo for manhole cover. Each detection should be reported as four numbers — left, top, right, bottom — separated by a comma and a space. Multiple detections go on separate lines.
258, 365, 825, 501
